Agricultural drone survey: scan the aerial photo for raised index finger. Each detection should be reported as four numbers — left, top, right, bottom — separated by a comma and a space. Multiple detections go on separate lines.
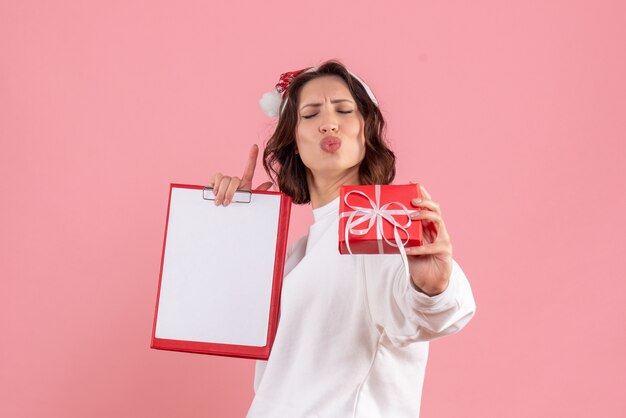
241, 144, 260, 187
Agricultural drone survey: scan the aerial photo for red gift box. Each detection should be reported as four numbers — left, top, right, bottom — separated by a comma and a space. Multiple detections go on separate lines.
339, 184, 423, 255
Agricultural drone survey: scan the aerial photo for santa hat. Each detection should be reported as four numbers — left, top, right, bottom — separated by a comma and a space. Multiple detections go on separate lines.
259, 66, 379, 117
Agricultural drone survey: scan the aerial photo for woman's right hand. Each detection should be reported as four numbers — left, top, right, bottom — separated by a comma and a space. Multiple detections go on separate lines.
207, 144, 273, 206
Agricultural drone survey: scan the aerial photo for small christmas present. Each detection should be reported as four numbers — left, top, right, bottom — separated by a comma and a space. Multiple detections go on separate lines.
339, 184, 423, 255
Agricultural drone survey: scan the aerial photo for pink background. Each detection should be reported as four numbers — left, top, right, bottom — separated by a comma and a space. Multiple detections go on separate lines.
1, 1, 625, 417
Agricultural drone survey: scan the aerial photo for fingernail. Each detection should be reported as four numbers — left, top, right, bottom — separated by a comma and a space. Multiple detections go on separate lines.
413, 198, 422, 204
410, 210, 420, 218
214, 199, 219, 206
224, 199, 230, 206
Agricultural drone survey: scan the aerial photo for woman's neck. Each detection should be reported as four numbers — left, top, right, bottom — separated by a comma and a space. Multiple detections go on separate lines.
306, 166, 361, 209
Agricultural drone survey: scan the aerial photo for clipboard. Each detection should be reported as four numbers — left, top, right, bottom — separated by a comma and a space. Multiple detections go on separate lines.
151, 183, 291, 359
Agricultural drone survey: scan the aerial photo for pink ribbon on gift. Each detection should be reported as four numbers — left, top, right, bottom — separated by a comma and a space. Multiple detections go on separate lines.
340, 185, 416, 279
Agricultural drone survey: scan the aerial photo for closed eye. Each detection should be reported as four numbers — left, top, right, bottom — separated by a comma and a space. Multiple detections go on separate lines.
302, 110, 354, 119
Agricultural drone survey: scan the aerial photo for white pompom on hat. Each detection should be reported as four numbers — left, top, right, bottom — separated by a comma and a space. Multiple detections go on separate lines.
258, 65, 379, 118
259, 89, 283, 118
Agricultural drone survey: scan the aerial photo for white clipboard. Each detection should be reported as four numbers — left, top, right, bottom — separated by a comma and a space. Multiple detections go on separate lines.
151, 183, 291, 359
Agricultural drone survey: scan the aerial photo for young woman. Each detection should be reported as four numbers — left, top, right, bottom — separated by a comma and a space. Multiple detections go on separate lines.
207, 60, 476, 418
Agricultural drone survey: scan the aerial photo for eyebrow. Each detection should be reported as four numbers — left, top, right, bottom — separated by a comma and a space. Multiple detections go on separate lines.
300, 99, 354, 111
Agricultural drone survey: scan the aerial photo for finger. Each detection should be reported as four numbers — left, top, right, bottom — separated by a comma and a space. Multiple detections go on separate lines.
256, 181, 273, 191
409, 181, 437, 210
405, 241, 451, 256
241, 144, 259, 188
410, 198, 441, 214
223, 177, 241, 206
410, 209, 443, 226
410, 211, 449, 243
423, 220, 440, 244
215, 176, 232, 205
211, 172, 223, 195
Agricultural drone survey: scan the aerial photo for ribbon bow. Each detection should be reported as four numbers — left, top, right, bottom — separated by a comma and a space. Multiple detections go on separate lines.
340, 185, 415, 279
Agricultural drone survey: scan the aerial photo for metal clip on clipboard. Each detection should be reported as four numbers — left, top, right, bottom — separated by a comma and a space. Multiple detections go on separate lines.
202, 187, 252, 203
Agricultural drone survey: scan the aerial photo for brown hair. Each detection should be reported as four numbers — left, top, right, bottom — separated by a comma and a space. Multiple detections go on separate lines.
262, 60, 396, 204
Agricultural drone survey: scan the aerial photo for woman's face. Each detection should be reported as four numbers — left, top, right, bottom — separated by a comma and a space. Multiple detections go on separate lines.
295, 75, 366, 181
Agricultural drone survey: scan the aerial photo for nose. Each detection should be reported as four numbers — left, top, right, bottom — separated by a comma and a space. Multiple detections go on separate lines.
319, 117, 338, 134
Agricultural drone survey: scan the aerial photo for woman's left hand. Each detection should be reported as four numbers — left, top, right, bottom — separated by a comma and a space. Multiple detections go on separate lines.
405, 183, 453, 296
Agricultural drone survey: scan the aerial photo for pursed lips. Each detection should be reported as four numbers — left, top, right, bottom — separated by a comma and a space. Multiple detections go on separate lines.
320, 136, 341, 153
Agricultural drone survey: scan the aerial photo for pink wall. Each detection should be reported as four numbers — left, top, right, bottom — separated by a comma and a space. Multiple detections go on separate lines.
1, 1, 625, 417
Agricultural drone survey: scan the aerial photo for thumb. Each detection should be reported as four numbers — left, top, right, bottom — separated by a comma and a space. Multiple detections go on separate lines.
255, 181, 273, 191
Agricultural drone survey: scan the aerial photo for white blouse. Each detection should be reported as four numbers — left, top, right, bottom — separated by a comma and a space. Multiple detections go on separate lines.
246, 196, 476, 418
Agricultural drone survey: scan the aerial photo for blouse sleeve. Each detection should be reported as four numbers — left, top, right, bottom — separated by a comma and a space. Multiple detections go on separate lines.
361, 255, 476, 347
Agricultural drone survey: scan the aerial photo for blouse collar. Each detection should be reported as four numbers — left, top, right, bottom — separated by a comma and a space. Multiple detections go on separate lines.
312, 196, 340, 223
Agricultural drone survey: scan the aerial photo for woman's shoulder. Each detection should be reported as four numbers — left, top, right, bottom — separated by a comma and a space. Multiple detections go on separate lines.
283, 234, 309, 277
287, 234, 308, 257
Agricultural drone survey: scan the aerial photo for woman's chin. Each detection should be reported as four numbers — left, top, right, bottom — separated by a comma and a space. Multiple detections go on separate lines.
309, 160, 360, 178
